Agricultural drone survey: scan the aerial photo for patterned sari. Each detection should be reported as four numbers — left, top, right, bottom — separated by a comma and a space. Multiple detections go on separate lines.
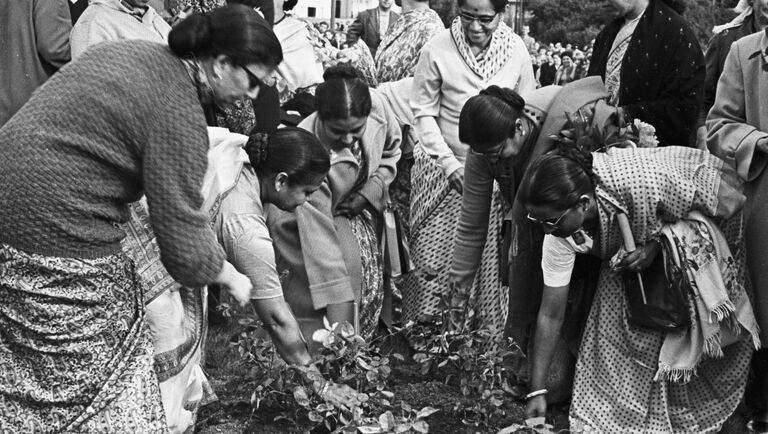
0, 244, 168, 433
569, 147, 754, 433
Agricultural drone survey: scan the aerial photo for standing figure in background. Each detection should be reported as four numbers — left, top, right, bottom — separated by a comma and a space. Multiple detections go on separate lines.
404, 0, 535, 342
521, 24, 535, 53
70, 0, 171, 58
553, 51, 576, 85
375, 0, 443, 84
695, 0, 768, 148
587, 0, 704, 147
708, 27, 768, 434
347, 0, 399, 59
0, 0, 71, 127
268, 66, 401, 345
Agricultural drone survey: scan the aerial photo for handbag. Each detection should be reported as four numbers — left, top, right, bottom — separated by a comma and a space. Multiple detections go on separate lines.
617, 214, 691, 331
381, 203, 413, 278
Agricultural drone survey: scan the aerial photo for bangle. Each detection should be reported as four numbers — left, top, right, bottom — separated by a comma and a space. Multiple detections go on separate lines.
525, 389, 548, 400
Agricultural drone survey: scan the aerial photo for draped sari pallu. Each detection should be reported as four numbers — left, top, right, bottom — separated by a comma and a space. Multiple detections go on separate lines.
569, 147, 755, 433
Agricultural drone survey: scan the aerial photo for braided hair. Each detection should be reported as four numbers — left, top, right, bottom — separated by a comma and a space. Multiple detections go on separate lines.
517, 144, 599, 210
459, 85, 525, 154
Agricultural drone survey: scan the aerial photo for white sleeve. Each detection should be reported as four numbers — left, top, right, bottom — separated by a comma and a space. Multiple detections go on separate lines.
541, 234, 577, 287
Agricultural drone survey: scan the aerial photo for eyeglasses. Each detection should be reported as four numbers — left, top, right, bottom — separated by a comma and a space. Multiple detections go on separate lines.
240, 65, 276, 91
458, 10, 499, 25
527, 206, 573, 230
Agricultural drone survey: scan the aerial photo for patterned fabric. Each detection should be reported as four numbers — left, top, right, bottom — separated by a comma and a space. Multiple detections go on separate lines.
403, 145, 508, 343
166, 0, 222, 15
653, 214, 759, 382
587, 0, 704, 146
0, 244, 168, 433
122, 201, 213, 434
568, 147, 750, 432
604, 15, 641, 105
351, 210, 384, 339
375, 8, 444, 83
449, 17, 516, 81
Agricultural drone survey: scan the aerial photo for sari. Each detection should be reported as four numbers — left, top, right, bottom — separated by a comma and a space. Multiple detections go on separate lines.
568, 147, 754, 433
121, 201, 212, 434
0, 244, 168, 433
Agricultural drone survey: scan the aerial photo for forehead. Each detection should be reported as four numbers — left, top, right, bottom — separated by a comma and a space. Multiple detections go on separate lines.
324, 116, 367, 131
459, 0, 496, 13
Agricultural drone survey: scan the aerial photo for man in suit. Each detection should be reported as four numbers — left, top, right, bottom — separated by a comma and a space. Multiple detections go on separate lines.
347, 0, 399, 59
707, 27, 768, 434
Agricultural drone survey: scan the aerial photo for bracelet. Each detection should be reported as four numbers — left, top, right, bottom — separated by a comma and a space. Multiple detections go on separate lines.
525, 389, 548, 400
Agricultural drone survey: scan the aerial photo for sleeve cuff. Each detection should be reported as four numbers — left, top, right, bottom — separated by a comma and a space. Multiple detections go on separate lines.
357, 179, 386, 211
309, 277, 355, 309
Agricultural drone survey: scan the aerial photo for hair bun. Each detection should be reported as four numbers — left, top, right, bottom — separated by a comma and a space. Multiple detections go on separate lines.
323, 65, 364, 81
168, 13, 212, 57
245, 133, 270, 166
479, 85, 525, 111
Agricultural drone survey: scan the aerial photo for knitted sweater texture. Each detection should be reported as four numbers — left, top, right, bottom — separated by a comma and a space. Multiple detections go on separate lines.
0, 40, 225, 288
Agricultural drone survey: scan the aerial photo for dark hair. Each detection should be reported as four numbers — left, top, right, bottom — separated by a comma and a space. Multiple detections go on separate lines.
283, 0, 298, 10
315, 65, 372, 120
226, 0, 275, 26
457, 0, 508, 13
459, 86, 525, 153
169, 4, 283, 68
517, 145, 599, 209
245, 127, 330, 185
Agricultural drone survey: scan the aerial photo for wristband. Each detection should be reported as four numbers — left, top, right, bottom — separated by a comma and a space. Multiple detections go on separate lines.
525, 389, 548, 400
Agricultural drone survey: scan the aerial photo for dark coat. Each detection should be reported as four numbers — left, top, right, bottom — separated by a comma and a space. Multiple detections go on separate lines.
346, 7, 399, 59
588, 0, 705, 147
700, 12, 757, 125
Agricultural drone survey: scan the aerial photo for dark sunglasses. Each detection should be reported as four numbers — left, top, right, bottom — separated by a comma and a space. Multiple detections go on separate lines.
240, 65, 269, 91
527, 206, 573, 230
458, 10, 498, 25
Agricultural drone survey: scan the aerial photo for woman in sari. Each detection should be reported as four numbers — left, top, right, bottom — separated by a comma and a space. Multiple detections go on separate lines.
521, 144, 759, 432
268, 66, 401, 344
0, 6, 280, 432
404, 0, 535, 334
124, 127, 357, 433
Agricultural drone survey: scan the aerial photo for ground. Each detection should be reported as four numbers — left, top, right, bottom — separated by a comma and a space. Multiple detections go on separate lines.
194, 322, 752, 434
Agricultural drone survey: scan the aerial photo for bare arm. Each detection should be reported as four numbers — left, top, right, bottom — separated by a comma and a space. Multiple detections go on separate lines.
525, 283, 570, 418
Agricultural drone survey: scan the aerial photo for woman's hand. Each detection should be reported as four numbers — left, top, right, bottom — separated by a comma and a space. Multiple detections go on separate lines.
214, 261, 253, 307
447, 167, 464, 194
335, 193, 369, 218
525, 395, 547, 419
618, 240, 661, 272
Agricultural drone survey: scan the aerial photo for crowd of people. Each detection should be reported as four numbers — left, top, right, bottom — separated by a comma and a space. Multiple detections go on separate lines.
2, 0, 768, 432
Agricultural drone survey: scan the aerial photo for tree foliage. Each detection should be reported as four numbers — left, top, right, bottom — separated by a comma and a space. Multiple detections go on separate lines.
527, 0, 738, 49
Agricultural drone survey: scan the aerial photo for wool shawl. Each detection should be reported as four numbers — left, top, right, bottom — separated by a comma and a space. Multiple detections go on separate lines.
588, 0, 705, 147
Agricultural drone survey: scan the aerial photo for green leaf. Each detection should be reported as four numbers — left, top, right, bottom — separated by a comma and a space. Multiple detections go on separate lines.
292, 386, 310, 407
358, 426, 383, 434
411, 420, 429, 433
415, 407, 439, 419
308, 410, 324, 422
378, 411, 395, 431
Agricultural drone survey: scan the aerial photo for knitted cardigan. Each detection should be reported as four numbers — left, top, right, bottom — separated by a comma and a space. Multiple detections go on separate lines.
0, 40, 225, 288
